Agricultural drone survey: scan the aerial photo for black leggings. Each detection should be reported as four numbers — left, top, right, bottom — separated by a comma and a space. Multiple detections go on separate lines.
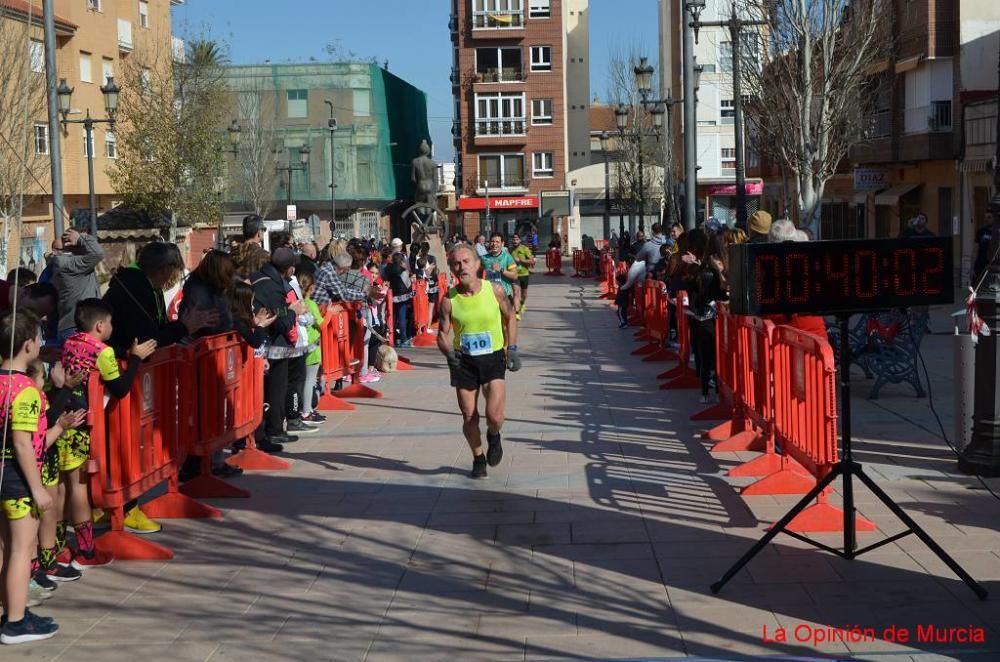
264, 358, 289, 437
285, 355, 305, 422
697, 320, 716, 396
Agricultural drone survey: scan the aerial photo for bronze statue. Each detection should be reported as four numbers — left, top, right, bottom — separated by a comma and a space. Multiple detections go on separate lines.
406, 139, 446, 262
411, 139, 438, 207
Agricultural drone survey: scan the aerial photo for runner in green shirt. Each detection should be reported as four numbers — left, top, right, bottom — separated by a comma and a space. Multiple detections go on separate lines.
509, 233, 535, 319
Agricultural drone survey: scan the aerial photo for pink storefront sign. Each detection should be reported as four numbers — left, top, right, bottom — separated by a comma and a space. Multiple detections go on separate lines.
707, 182, 764, 196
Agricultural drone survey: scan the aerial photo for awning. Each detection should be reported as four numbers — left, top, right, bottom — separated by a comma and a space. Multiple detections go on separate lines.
959, 158, 993, 173
895, 55, 924, 74
874, 183, 921, 206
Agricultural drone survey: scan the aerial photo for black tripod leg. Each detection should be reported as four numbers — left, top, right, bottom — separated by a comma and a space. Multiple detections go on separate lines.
854, 468, 988, 600
711, 466, 842, 594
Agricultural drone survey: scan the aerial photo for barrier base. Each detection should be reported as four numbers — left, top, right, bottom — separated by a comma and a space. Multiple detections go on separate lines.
411, 333, 437, 347
338, 383, 383, 399
633, 329, 648, 340
656, 363, 690, 380
318, 392, 357, 411
544, 271, 563, 276
631, 343, 658, 356
711, 429, 765, 453
742, 463, 815, 495
729, 452, 784, 478
691, 400, 731, 421
659, 370, 699, 390
180, 474, 251, 499
642, 347, 678, 363
228, 445, 291, 471
95, 530, 173, 561
143, 490, 222, 519
396, 354, 415, 371
703, 420, 734, 441
785, 502, 877, 534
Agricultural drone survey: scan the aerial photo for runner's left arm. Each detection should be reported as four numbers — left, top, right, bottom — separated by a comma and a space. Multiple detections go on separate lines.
492, 282, 518, 348
436, 295, 454, 356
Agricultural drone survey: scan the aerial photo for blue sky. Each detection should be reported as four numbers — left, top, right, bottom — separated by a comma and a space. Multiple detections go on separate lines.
173, 1, 659, 162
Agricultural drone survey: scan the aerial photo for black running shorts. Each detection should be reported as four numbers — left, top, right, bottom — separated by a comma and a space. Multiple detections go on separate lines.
450, 349, 506, 390
517, 276, 530, 290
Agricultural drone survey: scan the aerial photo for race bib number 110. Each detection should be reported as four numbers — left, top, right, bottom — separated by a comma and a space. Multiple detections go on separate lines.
460, 332, 493, 356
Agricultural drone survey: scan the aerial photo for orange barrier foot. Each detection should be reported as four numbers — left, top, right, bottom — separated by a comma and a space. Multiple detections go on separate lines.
742, 464, 815, 495
691, 400, 731, 421
656, 364, 688, 380
729, 452, 784, 478
659, 371, 699, 390
396, 354, 415, 371
784, 502, 877, 534
229, 446, 290, 471
633, 330, 649, 340
631, 343, 658, 356
143, 491, 222, 519
642, 348, 679, 363
318, 392, 357, 411
338, 383, 383, 399
411, 333, 437, 347
711, 429, 765, 453
95, 531, 173, 561
180, 474, 251, 499
703, 420, 734, 441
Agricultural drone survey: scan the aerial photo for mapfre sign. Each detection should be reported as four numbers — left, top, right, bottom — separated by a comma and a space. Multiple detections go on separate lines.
458, 196, 539, 211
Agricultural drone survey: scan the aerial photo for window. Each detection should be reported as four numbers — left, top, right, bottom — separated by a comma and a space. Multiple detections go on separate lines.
105, 130, 117, 159
472, 0, 524, 29
721, 99, 735, 124
532, 152, 554, 178
86, 0, 102, 11
475, 93, 525, 136
719, 35, 758, 74
720, 147, 735, 173
79, 52, 92, 83
353, 89, 371, 117
530, 46, 552, 72
139, 0, 149, 27
479, 153, 525, 189
531, 98, 553, 125
34, 124, 49, 155
30, 40, 44, 73
475, 47, 523, 82
102, 59, 114, 85
286, 89, 308, 118
83, 128, 94, 158
529, 0, 550, 18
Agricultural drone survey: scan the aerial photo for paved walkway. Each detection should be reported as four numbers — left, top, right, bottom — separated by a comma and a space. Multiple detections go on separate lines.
10, 277, 1000, 661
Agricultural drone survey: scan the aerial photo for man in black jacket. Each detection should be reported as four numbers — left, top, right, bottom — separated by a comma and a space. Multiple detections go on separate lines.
103, 242, 218, 357
251, 248, 305, 450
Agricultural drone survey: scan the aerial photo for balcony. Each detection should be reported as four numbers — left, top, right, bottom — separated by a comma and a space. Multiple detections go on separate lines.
469, 10, 524, 38
865, 108, 892, 139
899, 130, 954, 162
475, 67, 525, 84
448, 14, 458, 32
476, 176, 528, 193
474, 118, 527, 143
450, 67, 460, 85
117, 18, 133, 52
172, 36, 186, 63
904, 101, 952, 135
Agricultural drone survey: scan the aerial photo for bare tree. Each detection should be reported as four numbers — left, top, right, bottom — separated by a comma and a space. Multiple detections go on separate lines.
0, 10, 48, 274
111, 37, 230, 239
231, 78, 279, 218
734, 0, 891, 237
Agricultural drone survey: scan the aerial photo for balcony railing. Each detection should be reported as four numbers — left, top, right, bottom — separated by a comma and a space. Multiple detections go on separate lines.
450, 67, 460, 84
474, 118, 527, 137
904, 101, 952, 134
480, 175, 527, 190
865, 108, 891, 139
448, 14, 458, 32
117, 18, 133, 52
476, 67, 525, 83
471, 10, 524, 29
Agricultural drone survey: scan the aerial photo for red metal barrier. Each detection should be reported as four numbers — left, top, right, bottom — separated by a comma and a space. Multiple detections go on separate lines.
599, 254, 616, 300
337, 301, 384, 401
766, 326, 876, 533
692, 304, 736, 421
385, 296, 415, 371
175, 333, 253, 500
317, 305, 358, 410
572, 250, 594, 278
631, 279, 658, 351
629, 279, 646, 331
641, 283, 678, 363
227, 346, 288, 472
410, 278, 437, 347
544, 248, 563, 276
88, 347, 195, 561
658, 290, 699, 390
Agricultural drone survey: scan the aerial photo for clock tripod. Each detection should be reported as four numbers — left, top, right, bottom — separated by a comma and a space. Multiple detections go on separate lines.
710, 313, 988, 600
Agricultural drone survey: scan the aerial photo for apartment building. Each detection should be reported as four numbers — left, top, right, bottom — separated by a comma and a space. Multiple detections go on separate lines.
2, 0, 182, 269
657, 0, 763, 225
450, 0, 590, 242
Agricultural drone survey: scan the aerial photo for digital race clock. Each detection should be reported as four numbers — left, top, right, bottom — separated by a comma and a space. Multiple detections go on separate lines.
728, 237, 954, 316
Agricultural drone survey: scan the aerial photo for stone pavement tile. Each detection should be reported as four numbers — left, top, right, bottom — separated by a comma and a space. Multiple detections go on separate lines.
310, 560, 406, 593
478, 612, 578, 637
86, 612, 190, 644
496, 522, 571, 546
803, 579, 963, 611
645, 520, 728, 543
365, 634, 524, 662
56, 643, 219, 662
680, 624, 838, 658
209, 640, 369, 661
667, 582, 817, 613
570, 518, 649, 544
744, 551, 847, 584
427, 510, 535, 526
654, 536, 780, 559
657, 555, 754, 588
389, 587, 531, 614
524, 631, 686, 661
533, 541, 655, 561
397, 560, 492, 592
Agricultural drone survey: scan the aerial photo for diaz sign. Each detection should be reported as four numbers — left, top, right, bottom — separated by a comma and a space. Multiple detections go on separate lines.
458, 195, 539, 211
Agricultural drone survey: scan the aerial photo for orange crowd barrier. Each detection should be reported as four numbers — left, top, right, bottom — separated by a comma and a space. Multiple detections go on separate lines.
87, 346, 199, 561
657, 290, 699, 390
632, 280, 661, 354
544, 248, 563, 276
317, 303, 386, 410
227, 346, 288, 472
410, 278, 437, 347
599, 254, 616, 300
385, 296, 415, 370
628, 278, 646, 330
572, 250, 594, 278
692, 303, 737, 421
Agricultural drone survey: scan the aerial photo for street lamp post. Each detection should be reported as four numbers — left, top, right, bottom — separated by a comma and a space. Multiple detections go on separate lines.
683, 0, 706, 230
600, 132, 612, 242
690, 9, 767, 230
276, 144, 311, 214
483, 180, 491, 235
57, 77, 119, 236
219, 120, 242, 249
324, 99, 337, 233
620, 58, 671, 232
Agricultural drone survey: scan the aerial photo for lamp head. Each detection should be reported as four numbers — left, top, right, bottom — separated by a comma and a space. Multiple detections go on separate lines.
614, 103, 629, 132
599, 131, 609, 152
687, 0, 706, 43
56, 78, 73, 120
633, 57, 654, 100
298, 144, 311, 165
650, 103, 665, 130
100, 76, 119, 120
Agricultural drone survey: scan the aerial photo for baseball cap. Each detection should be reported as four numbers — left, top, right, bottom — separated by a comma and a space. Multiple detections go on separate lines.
390, 237, 403, 247
271, 247, 300, 271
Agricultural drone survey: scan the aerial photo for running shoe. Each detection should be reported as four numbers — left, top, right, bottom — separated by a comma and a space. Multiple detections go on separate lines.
486, 432, 503, 467
469, 456, 488, 479
73, 549, 113, 568
286, 420, 317, 434
301, 412, 326, 423
124, 506, 161, 535
28, 581, 51, 604
1, 610, 59, 645
359, 371, 380, 384
32, 570, 58, 592
44, 563, 81, 583
516, 312, 522, 321
258, 440, 285, 453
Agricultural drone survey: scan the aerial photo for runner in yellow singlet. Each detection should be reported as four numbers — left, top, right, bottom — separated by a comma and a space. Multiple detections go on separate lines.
437, 244, 520, 479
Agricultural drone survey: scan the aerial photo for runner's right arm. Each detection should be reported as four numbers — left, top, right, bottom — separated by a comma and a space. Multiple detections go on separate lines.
437, 296, 454, 356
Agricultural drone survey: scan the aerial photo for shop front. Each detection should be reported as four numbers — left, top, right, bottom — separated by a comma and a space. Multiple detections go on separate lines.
457, 195, 539, 240
699, 180, 764, 226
